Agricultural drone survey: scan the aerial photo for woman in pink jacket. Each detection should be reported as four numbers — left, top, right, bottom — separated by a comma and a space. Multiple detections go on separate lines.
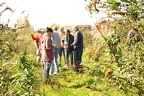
39, 28, 54, 84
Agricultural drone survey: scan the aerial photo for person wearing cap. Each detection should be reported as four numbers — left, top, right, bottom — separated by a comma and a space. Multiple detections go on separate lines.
31, 27, 48, 62
71, 26, 83, 72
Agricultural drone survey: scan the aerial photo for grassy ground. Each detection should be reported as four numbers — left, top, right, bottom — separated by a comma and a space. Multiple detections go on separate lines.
35, 51, 127, 96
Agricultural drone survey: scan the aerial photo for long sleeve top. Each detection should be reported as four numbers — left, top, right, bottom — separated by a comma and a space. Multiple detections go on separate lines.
52, 31, 61, 48
72, 31, 83, 48
59, 32, 65, 48
31, 34, 42, 50
31, 34, 42, 41
63, 34, 74, 50
40, 35, 54, 61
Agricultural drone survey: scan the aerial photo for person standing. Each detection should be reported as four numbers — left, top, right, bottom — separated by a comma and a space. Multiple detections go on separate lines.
39, 28, 54, 83
71, 26, 83, 72
31, 32, 43, 62
49, 26, 61, 74
63, 29, 74, 67
59, 27, 65, 65
30, 27, 48, 62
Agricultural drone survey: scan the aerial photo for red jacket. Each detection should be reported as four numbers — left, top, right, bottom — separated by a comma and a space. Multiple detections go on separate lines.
31, 34, 42, 50
31, 34, 42, 41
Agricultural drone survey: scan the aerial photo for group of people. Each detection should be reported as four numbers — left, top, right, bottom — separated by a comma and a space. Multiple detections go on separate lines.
31, 26, 83, 83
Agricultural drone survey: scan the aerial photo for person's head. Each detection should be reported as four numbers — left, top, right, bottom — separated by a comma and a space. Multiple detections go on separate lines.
130, 27, 138, 34
46, 27, 49, 29
53, 26, 57, 31
45, 28, 53, 37
65, 29, 70, 36
73, 25, 79, 33
36, 27, 46, 34
59, 26, 65, 34
132, 27, 138, 32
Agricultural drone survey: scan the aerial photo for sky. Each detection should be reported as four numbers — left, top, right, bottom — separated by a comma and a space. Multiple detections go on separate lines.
0, 0, 107, 29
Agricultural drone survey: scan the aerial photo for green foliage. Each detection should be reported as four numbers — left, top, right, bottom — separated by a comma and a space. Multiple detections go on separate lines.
106, 0, 143, 20
82, 29, 94, 48
17, 16, 30, 27
49, 23, 60, 29
95, 27, 144, 95
0, 62, 13, 95
10, 51, 41, 95
0, 52, 41, 95
114, 42, 144, 92
107, 0, 122, 10
84, 0, 144, 94
0, 23, 41, 95
23, 16, 30, 26
1, 1, 144, 95
0, 26, 16, 60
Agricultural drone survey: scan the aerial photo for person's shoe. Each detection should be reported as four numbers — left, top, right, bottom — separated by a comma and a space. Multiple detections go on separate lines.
66, 65, 69, 69
74, 66, 79, 72
49, 73, 53, 75
44, 78, 51, 84
53, 72, 59, 75
58, 63, 61, 66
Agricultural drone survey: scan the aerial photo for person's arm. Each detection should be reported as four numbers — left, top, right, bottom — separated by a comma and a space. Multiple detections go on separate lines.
61, 36, 65, 47
33, 40, 39, 48
71, 35, 74, 44
127, 31, 131, 39
45, 38, 54, 50
31, 34, 40, 41
72, 32, 79, 46
37, 28, 45, 34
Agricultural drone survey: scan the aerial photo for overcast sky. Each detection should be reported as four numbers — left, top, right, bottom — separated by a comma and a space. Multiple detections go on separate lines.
0, 0, 107, 29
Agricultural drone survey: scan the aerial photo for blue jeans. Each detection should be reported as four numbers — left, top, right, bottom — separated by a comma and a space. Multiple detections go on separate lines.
59, 47, 65, 57
49, 48, 59, 74
74, 47, 83, 66
64, 49, 73, 66
43, 61, 51, 79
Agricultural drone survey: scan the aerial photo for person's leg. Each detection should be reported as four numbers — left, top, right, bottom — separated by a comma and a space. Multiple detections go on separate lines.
43, 60, 51, 83
36, 49, 41, 62
69, 50, 73, 65
62, 48, 65, 59
74, 49, 79, 72
59, 56, 61, 65
58, 48, 62, 65
43, 61, 51, 79
74, 49, 78, 66
49, 60, 54, 74
36, 56, 40, 62
62, 48, 66, 65
43, 61, 47, 79
53, 48, 59, 73
78, 48, 83, 65
64, 49, 69, 66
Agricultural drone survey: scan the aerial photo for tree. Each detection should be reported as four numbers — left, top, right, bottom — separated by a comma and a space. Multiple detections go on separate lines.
85, 0, 144, 95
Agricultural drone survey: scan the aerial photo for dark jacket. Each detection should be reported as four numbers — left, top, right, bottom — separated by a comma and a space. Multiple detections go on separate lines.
73, 31, 83, 49
63, 34, 74, 50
